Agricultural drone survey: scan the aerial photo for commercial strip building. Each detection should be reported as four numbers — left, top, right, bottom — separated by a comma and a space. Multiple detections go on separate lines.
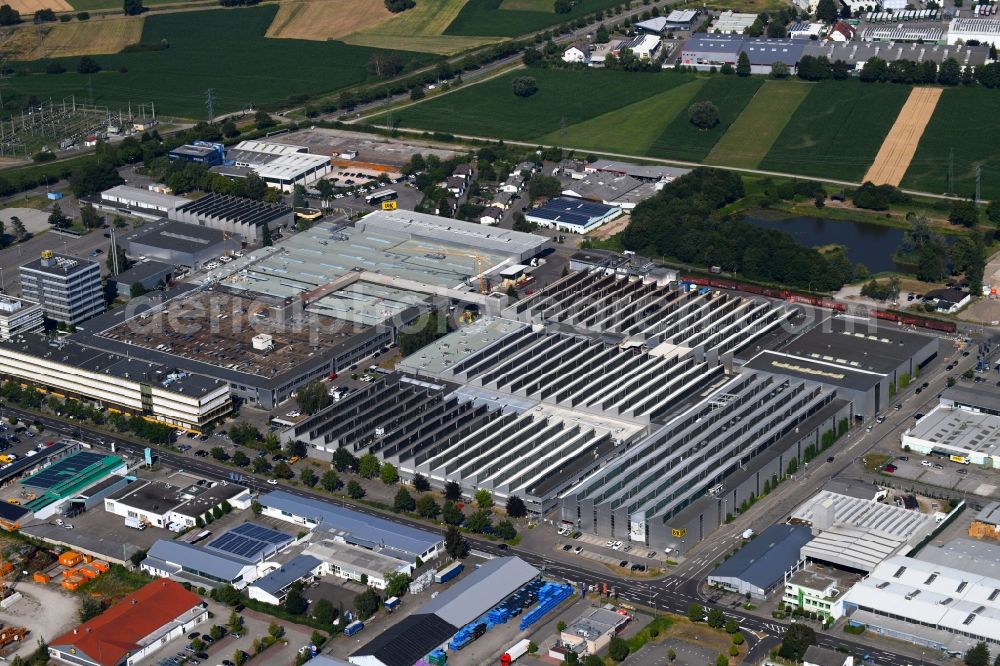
247, 554, 322, 605
121, 219, 232, 269
104, 478, 252, 528
707, 525, 812, 599
172, 192, 294, 245
841, 555, 1000, 653
303, 538, 412, 590
19, 252, 104, 325
902, 406, 1000, 467
0, 333, 232, 431
259, 491, 444, 564
0, 295, 43, 340
48, 579, 208, 666
524, 197, 621, 234
349, 557, 540, 666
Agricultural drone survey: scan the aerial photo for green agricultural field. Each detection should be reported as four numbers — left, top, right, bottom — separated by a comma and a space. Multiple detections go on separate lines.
758, 79, 911, 182
538, 76, 702, 155
646, 76, 763, 163
0, 6, 426, 118
705, 79, 811, 169
903, 87, 1000, 200
444, 0, 623, 37
381, 69, 692, 141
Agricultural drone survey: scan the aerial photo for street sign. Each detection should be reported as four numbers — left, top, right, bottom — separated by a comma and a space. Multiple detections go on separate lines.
381, 200, 397, 210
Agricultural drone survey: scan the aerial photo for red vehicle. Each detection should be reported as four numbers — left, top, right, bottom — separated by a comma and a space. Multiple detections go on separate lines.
883, 464, 897, 474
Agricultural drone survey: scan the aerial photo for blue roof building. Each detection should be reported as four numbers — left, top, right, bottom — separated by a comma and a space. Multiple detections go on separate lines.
681, 34, 808, 73
259, 491, 444, 563
707, 524, 812, 599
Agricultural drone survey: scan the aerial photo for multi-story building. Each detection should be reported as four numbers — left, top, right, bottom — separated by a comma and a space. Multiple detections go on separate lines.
783, 567, 847, 620
0, 295, 43, 340
19, 251, 104, 325
0, 333, 231, 431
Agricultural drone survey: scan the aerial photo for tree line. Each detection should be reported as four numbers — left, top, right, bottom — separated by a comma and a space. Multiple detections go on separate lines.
621, 168, 855, 291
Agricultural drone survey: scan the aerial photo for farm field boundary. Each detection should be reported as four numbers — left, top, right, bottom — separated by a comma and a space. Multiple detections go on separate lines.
864, 87, 942, 186
266, 0, 393, 41
704, 79, 811, 169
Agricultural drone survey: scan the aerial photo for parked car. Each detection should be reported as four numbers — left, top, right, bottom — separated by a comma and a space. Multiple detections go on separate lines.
957, 468, 969, 476
921, 460, 932, 467
883, 464, 897, 473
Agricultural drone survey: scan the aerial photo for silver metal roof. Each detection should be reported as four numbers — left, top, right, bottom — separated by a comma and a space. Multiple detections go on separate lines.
419, 557, 539, 627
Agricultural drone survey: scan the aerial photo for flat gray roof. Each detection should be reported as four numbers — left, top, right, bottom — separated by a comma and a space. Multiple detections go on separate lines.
908, 406, 1000, 457
101, 185, 189, 211
744, 350, 883, 392
397, 317, 526, 376
918, 538, 1000, 583
250, 554, 321, 595
145, 539, 251, 581
419, 557, 539, 626
709, 524, 812, 589
942, 384, 1000, 414
124, 219, 227, 254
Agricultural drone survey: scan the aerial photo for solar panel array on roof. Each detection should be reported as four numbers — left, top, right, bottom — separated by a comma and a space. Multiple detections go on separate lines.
527, 197, 618, 229
21, 451, 109, 489
204, 523, 293, 561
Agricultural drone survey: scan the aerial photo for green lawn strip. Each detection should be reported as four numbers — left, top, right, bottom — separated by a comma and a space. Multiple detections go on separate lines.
646, 75, 764, 163
902, 86, 1000, 200
444, 0, 624, 37
381, 69, 692, 141
535, 76, 702, 154
705, 79, 812, 169
758, 79, 912, 182
2, 6, 427, 118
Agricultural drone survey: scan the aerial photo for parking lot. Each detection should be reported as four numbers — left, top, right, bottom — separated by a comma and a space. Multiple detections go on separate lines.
879, 453, 1000, 499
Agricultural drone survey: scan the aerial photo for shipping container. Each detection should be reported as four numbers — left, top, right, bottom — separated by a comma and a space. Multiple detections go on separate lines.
435, 561, 464, 584
32, 572, 49, 584
384, 596, 400, 612
58, 551, 82, 567
344, 621, 364, 637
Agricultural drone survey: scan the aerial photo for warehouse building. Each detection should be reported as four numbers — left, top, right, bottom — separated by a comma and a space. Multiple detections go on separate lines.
171, 192, 294, 244
227, 140, 332, 191
939, 384, 1000, 417
0, 295, 43, 340
745, 315, 939, 420
901, 405, 1000, 467
104, 478, 252, 528
99, 185, 189, 218
169, 142, 224, 167
19, 450, 128, 520
949, 17, 1000, 46
48, 579, 208, 666
349, 557, 540, 666
561, 175, 659, 210
19, 251, 104, 325
792, 490, 935, 572
861, 25, 944, 42
0, 333, 232, 431
709, 10, 759, 34
142, 540, 263, 589
803, 40, 989, 68
259, 491, 444, 564
918, 538, 1000, 582
122, 219, 231, 269
285, 371, 644, 514
109, 260, 174, 298
524, 197, 621, 234
561, 372, 849, 552
586, 160, 688, 182
841, 555, 1000, 652
707, 524, 812, 599
680, 35, 807, 73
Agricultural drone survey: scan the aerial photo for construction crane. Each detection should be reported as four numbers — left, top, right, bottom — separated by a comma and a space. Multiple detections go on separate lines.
412, 246, 487, 294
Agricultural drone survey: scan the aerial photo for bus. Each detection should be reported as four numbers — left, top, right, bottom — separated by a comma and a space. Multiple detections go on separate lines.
365, 189, 397, 206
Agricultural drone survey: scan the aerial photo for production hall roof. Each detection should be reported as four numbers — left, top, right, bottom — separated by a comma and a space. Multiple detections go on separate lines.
144, 540, 255, 582
259, 491, 442, 558
419, 556, 540, 627
906, 406, 1000, 458
124, 219, 228, 254
708, 524, 812, 590
250, 554, 321, 596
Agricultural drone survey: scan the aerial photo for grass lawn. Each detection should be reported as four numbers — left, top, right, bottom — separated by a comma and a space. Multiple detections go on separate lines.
705, 79, 812, 169
646, 75, 764, 163
1, 6, 426, 118
78, 565, 152, 602
381, 69, 690, 141
758, 79, 912, 182
537, 75, 701, 154
444, 0, 623, 36
902, 86, 1000, 200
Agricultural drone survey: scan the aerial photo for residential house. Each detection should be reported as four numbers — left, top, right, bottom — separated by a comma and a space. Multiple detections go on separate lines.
563, 42, 591, 63
452, 163, 473, 181
500, 173, 524, 193
924, 287, 971, 314
827, 21, 856, 42
446, 176, 466, 196
492, 191, 514, 210
480, 206, 503, 226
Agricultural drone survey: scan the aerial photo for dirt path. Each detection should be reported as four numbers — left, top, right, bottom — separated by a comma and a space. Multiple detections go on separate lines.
863, 87, 942, 186
589, 213, 630, 240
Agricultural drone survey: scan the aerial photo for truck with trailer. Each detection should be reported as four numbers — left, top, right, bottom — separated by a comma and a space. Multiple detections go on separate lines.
384, 596, 400, 612
502, 639, 532, 663
435, 561, 464, 584
125, 516, 146, 530
344, 621, 364, 637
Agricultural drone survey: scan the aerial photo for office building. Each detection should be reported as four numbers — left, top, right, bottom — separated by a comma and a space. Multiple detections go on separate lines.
0, 295, 43, 340
19, 251, 104, 325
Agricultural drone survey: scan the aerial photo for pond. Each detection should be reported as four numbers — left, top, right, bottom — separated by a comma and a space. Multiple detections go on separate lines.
743, 212, 906, 274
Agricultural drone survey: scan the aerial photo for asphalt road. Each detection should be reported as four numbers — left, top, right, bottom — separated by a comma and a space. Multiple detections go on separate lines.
1, 404, 931, 666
